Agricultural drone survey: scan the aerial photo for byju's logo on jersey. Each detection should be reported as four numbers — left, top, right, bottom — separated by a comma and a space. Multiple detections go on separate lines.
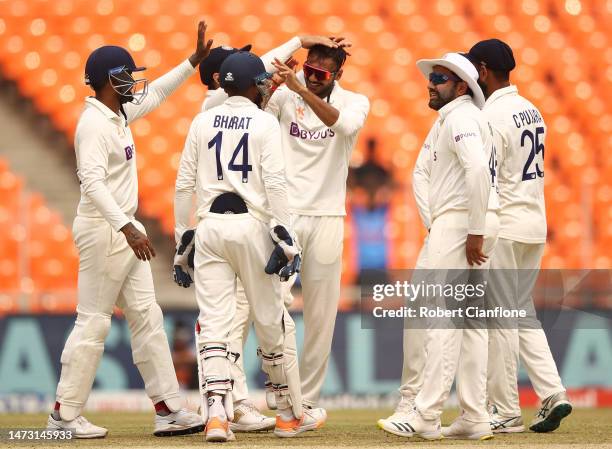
124, 144, 134, 160
289, 122, 335, 140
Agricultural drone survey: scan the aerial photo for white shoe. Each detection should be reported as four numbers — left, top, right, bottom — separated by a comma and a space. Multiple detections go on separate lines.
377, 395, 415, 428
377, 409, 442, 440
530, 391, 572, 433
264, 381, 277, 410
488, 404, 524, 433
153, 408, 204, 437
46, 414, 107, 439
442, 415, 493, 440
230, 401, 275, 432
301, 406, 327, 431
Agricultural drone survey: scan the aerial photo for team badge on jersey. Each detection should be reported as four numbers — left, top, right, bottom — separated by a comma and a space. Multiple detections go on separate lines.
125, 144, 134, 160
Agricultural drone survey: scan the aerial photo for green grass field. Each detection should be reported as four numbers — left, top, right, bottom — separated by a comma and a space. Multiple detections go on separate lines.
2, 408, 612, 448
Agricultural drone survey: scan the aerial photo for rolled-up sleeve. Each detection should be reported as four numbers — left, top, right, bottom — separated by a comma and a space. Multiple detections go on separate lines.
330, 93, 369, 136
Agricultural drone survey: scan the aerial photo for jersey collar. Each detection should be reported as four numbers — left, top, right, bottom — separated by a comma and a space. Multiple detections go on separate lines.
437, 95, 472, 120
224, 95, 258, 108
85, 97, 124, 124
484, 85, 518, 107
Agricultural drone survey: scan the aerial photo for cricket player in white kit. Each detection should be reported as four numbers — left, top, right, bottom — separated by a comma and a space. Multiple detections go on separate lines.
270, 46, 369, 415
466, 39, 572, 434
46, 22, 212, 438
196, 35, 347, 432
174, 51, 322, 442
379, 53, 499, 441
377, 149, 430, 428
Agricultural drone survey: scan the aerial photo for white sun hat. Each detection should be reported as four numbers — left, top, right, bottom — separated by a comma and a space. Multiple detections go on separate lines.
416, 52, 485, 109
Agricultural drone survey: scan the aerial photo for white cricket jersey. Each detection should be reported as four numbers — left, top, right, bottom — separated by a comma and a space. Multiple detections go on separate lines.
425, 95, 498, 235
412, 121, 440, 230
201, 36, 302, 112
483, 86, 546, 243
75, 59, 196, 232
174, 96, 290, 242
265, 77, 370, 216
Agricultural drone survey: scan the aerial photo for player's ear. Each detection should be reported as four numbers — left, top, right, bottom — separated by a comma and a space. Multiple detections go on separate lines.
212, 72, 220, 88
457, 80, 468, 96
335, 68, 343, 81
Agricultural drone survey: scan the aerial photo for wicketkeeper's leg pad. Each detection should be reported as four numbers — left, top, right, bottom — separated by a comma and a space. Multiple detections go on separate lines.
259, 348, 302, 418
199, 341, 234, 421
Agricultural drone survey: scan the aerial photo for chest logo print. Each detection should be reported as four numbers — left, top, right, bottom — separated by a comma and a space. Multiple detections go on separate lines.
125, 144, 134, 160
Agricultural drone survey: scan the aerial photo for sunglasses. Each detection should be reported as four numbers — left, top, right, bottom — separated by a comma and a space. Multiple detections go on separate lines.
429, 72, 461, 85
303, 63, 336, 81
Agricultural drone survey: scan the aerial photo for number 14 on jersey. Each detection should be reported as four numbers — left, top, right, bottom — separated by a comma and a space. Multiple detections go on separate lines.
208, 131, 253, 183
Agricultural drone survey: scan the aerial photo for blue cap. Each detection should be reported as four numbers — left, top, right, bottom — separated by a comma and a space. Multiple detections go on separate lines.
219, 51, 270, 91
199, 44, 252, 86
85, 45, 145, 89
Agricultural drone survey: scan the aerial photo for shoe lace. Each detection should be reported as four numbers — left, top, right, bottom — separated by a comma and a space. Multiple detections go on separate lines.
242, 401, 264, 417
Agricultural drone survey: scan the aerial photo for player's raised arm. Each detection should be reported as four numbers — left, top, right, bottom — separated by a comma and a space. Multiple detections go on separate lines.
123, 21, 213, 123
272, 49, 369, 134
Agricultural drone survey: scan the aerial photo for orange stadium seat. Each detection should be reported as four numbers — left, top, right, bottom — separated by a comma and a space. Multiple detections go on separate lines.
0, 0, 609, 292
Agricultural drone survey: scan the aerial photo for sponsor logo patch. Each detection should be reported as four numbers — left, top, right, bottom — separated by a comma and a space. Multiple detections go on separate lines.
289, 121, 335, 140
454, 132, 477, 142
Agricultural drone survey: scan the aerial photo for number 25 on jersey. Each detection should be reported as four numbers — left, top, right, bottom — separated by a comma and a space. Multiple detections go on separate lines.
521, 126, 544, 181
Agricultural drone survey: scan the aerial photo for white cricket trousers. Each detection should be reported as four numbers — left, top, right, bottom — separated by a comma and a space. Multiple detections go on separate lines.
293, 215, 344, 407
56, 217, 181, 421
399, 237, 428, 401
487, 238, 565, 417
194, 213, 300, 406
415, 211, 499, 423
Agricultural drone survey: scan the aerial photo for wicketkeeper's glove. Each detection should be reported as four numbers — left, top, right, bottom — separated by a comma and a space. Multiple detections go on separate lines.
265, 225, 301, 282
173, 229, 195, 288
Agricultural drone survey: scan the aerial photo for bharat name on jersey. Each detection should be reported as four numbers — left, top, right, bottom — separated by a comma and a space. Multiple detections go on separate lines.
176, 96, 285, 224
483, 85, 547, 244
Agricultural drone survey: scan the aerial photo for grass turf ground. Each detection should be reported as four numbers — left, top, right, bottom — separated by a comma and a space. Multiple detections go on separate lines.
1, 408, 612, 449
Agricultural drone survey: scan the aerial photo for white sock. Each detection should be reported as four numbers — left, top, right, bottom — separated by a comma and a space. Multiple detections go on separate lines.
278, 406, 295, 422
208, 394, 226, 420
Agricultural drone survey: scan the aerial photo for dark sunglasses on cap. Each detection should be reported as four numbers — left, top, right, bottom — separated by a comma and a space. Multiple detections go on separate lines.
429, 72, 461, 85
303, 63, 337, 81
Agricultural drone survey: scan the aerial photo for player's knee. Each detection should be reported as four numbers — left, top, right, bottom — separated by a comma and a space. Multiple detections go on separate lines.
80, 312, 112, 342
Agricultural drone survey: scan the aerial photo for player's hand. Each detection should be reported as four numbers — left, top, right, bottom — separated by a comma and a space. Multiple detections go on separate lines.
272, 58, 306, 95
173, 229, 195, 288
121, 222, 156, 261
329, 36, 353, 55
299, 35, 341, 49
189, 20, 214, 68
466, 234, 488, 266
265, 225, 301, 281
